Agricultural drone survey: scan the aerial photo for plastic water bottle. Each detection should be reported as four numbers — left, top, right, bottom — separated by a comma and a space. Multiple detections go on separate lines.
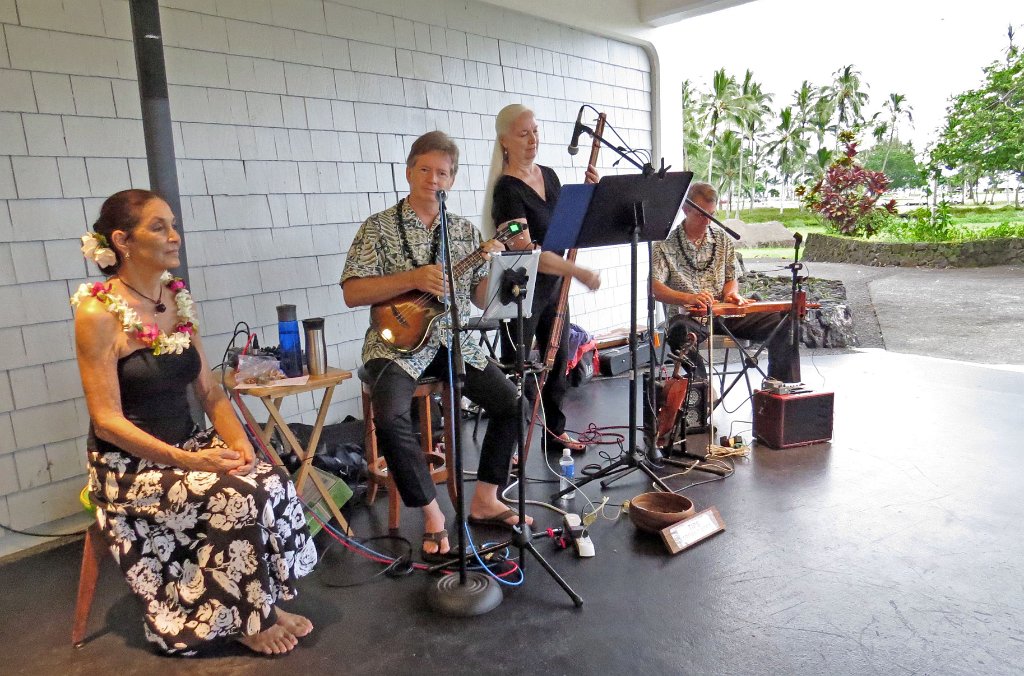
559, 448, 576, 499
276, 304, 303, 378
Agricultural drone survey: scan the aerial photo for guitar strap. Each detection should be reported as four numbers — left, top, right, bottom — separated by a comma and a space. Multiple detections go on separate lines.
395, 198, 442, 268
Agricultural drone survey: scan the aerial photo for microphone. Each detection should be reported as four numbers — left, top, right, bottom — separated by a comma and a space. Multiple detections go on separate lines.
794, 232, 803, 246
436, 189, 447, 203
567, 106, 585, 156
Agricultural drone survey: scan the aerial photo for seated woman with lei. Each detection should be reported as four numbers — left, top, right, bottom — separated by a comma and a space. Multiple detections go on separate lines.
71, 189, 316, 656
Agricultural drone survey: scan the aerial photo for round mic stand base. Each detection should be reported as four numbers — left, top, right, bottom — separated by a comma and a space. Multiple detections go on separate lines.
424, 188, 502, 618
427, 570, 503, 617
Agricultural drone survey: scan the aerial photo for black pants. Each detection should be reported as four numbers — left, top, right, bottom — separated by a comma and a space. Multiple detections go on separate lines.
499, 291, 571, 441
666, 311, 798, 382
362, 351, 521, 508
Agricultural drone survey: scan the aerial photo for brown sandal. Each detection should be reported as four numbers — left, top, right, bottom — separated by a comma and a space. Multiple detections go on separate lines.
468, 508, 520, 529
421, 529, 451, 563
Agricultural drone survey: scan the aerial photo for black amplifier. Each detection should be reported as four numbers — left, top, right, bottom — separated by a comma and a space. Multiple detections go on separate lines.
598, 342, 652, 377
753, 389, 834, 449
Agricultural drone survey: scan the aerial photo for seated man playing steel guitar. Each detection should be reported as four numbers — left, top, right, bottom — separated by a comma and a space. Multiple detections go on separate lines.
341, 131, 531, 563
651, 181, 797, 383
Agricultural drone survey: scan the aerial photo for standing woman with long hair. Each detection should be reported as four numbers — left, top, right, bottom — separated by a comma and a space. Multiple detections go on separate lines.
72, 190, 316, 656
483, 104, 601, 453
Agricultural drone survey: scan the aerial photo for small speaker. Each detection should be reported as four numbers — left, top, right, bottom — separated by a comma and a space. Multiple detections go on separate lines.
683, 379, 708, 434
642, 374, 708, 445
753, 390, 834, 449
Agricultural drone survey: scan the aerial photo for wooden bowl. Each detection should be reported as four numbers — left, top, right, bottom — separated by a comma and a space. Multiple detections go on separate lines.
629, 492, 695, 533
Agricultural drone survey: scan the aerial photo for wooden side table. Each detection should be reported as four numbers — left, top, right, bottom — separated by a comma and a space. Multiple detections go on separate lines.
224, 367, 353, 534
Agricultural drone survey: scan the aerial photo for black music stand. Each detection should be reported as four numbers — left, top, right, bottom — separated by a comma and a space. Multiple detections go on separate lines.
545, 171, 693, 501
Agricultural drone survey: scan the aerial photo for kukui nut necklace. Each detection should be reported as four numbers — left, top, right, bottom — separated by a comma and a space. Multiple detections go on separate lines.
678, 225, 717, 273
118, 278, 167, 313
396, 198, 441, 267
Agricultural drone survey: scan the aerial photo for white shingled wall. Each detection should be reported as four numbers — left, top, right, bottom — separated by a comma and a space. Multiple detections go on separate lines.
0, 0, 652, 553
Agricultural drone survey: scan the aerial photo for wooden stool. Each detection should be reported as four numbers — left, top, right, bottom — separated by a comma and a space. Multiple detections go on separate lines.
72, 522, 107, 647
360, 373, 458, 533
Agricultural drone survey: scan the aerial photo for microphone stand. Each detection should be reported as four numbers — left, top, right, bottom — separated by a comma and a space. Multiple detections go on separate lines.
426, 189, 502, 617
550, 123, 673, 499
786, 233, 805, 383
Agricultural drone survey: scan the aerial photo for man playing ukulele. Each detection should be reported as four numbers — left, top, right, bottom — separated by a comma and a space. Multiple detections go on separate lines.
342, 131, 531, 564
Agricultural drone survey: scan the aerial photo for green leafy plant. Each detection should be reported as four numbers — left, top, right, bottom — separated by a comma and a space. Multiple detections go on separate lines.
877, 202, 1024, 242
796, 131, 896, 236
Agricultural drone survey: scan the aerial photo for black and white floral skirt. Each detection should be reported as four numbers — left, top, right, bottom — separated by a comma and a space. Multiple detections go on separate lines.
89, 429, 316, 655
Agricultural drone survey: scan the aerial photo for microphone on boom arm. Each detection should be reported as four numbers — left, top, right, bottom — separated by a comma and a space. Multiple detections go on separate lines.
567, 105, 586, 156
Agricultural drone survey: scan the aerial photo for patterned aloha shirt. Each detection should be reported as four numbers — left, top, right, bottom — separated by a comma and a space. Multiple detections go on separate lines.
341, 199, 490, 379
651, 223, 739, 322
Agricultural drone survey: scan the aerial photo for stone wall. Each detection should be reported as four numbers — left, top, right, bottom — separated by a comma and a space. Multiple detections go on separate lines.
804, 233, 1024, 268
740, 272, 856, 348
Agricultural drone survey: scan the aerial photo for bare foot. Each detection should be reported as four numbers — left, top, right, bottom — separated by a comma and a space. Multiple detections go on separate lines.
237, 624, 297, 655
549, 432, 586, 452
274, 607, 313, 637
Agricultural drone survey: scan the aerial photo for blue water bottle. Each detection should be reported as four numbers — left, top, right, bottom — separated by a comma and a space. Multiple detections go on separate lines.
276, 304, 303, 377
559, 448, 576, 499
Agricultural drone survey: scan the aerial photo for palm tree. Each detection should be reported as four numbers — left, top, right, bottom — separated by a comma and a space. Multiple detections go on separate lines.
880, 92, 913, 172
699, 68, 739, 184
714, 130, 743, 213
734, 71, 773, 214
765, 107, 810, 213
681, 80, 704, 172
810, 95, 836, 148
830, 65, 870, 135
805, 147, 835, 182
792, 81, 819, 132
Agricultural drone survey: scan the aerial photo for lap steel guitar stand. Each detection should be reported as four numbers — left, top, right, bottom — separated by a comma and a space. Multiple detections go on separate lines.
225, 367, 353, 534
695, 232, 815, 400
686, 298, 818, 403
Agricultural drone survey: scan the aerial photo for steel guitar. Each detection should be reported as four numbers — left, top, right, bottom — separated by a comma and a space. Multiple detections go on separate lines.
686, 299, 819, 318
370, 222, 523, 354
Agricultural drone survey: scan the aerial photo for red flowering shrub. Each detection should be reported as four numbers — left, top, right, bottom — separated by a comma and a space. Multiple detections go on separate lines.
797, 132, 896, 236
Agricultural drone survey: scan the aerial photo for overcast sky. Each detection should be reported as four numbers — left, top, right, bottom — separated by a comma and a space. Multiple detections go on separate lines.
660, 0, 1023, 152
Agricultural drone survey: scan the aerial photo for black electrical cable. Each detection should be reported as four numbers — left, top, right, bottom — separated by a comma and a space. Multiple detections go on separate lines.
0, 522, 88, 538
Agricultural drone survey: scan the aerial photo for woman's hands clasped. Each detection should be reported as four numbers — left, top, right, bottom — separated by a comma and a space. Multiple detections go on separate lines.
188, 440, 256, 475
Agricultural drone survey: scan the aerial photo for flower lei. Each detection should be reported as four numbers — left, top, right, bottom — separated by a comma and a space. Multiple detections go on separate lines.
70, 271, 197, 356
80, 232, 117, 269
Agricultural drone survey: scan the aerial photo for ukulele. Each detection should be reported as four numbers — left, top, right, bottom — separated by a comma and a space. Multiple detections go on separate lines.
369, 222, 523, 354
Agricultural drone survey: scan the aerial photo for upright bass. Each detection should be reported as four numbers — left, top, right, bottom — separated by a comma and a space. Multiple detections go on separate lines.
523, 111, 606, 454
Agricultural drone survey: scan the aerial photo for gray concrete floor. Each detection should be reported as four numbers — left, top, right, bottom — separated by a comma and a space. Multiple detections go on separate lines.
749, 260, 1024, 367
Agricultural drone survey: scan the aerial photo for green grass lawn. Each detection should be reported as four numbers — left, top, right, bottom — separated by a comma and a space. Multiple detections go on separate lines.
734, 205, 1024, 256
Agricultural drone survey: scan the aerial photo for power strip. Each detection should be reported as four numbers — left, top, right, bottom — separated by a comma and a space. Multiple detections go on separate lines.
761, 378, 804, 395
563, 513, 594, 557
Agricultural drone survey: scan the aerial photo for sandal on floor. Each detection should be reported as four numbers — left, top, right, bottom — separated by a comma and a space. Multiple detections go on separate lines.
547, 432, 586, 453
467, 508, 521, 529
421, 529, 451, 563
